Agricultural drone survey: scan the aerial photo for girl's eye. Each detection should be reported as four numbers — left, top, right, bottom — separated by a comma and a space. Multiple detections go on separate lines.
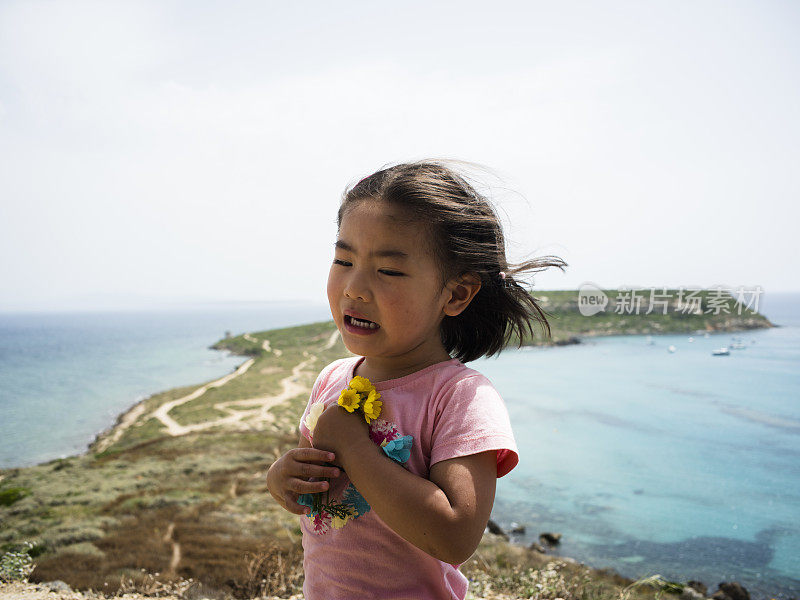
332, 259, 402, 276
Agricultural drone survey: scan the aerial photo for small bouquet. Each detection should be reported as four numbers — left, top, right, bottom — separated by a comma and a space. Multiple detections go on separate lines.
337, 375, 383, 423
303, 375, 383, 435
300, 376, 382, 519
298, 376, 412, 530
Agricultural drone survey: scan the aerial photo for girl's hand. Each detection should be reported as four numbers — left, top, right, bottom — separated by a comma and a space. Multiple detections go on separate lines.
266, 445, 341, 515
311, 404, 370, 468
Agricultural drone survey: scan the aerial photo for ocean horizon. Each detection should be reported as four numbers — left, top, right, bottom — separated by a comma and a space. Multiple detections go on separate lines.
1, 293, 798, 598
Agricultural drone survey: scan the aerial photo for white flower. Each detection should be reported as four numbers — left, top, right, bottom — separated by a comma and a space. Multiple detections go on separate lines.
304, 402, 325, 434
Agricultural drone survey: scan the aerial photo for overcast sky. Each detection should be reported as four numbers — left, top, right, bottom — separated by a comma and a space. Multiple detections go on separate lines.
1, 1, 798, 311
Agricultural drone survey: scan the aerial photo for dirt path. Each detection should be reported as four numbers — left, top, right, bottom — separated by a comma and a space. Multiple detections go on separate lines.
94, 403, 148, 453
146, 331, 339, 436
146, 353, 316, 436
162, 522, 181, 575
150, 357, 257, 436
244, 334, 281, 356
324, 330, 339, 350
207, 354, 317, 431
93, 329, 340, 448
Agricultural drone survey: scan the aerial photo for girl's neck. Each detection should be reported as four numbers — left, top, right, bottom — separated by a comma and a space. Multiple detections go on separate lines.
354, 351, 453, 383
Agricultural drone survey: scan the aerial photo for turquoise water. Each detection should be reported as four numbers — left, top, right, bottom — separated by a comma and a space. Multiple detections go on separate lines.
0, 303, 332, 468
1, 296, 798, 598
475, 294, 800, 599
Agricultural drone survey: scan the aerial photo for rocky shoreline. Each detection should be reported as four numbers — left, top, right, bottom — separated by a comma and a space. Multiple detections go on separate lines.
479, 520, 776, 600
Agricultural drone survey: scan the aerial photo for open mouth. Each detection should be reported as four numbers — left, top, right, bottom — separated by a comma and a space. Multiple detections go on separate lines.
344, 315, 380, 330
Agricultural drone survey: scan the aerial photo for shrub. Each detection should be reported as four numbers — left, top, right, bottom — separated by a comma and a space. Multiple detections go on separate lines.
0, 486, 29, 506
0, 541, 36, 582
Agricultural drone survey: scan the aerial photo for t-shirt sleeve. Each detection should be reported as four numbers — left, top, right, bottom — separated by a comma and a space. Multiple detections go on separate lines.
298, 360, 339, 442
429, 374, 519, 478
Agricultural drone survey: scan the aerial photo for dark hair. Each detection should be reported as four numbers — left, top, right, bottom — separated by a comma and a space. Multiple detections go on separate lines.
337, 159, 567, 363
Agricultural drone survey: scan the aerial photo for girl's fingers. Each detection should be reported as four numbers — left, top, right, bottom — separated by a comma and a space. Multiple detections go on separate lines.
294, 461, 340, 480
293, 448, 336, 464
322, 465, 341, 478
268, 450, 339, 516
289, 477, 331, 495
283, 495, 310, 516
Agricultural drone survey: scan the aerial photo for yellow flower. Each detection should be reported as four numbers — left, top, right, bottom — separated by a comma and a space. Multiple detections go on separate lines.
338, 388, 361, 413
348, 375, 375, 394
361, 389, 382, 424
331, 506, 357, 529
304, 402, 325, 434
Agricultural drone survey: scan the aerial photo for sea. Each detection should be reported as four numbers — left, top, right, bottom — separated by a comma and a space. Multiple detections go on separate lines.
0, 295, 798, 598
0, 302, 333, 468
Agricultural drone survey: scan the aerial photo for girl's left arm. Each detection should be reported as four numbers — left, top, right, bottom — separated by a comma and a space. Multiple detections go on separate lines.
312, 405, 497, 565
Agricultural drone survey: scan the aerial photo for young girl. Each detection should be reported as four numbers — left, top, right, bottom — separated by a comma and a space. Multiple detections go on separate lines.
267, 160, 565, 599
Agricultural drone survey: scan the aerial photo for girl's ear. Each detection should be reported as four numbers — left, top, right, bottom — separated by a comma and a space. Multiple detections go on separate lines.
443, 272, 482, 317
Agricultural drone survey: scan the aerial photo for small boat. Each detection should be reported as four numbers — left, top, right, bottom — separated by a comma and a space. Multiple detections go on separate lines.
688, 337, 694, 343
668, 345, 676, 353
712, 347, 730, 356
730, 337, 746, 350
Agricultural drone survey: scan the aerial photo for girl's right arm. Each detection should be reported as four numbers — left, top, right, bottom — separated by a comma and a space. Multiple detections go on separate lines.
266, 436, 341, 515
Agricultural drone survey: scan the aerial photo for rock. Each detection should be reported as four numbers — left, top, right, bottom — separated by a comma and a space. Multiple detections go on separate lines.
510, 524, 526, 535
712, 582, 750, 600
539, 532, 562, 545
486, 519, 508, 540
45, 580, 73, 593
529, 542, 547, 553
682, 587, 705, 600
687, 581, 708, 596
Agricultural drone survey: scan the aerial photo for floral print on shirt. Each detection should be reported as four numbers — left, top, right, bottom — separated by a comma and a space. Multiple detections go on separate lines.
300, 418, 411, 535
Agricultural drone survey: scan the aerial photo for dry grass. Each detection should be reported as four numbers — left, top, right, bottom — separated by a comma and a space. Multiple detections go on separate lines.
462, 536, 663, 600
228, 543, 304, 599
29, 527, 665, 600
29, 501, 304, 599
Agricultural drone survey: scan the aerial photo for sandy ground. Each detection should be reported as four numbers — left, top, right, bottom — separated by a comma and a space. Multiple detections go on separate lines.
0, 580, 178, 599
0, 580, 515, 600
0, 581, 306, 600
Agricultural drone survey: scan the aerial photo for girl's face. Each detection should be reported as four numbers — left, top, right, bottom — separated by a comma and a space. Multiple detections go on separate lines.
327, 200, 453, 375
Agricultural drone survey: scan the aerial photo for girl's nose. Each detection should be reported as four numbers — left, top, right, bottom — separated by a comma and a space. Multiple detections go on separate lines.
343, 272, 371, 302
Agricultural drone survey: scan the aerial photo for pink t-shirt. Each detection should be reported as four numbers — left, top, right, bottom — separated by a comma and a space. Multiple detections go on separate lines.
298, 356, 519, 600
